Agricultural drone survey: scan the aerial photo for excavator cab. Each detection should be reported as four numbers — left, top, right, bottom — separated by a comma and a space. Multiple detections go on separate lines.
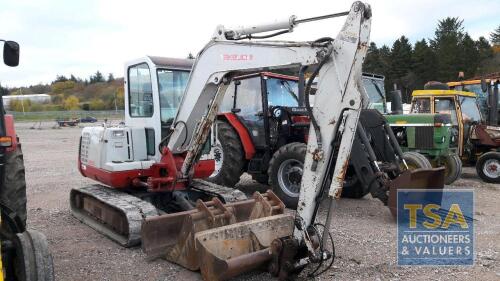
124, 57, 194, 162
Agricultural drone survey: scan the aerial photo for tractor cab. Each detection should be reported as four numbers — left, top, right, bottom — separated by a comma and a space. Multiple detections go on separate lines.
410, 90, 483, 157
447, 76, 500, 126
218, 72, 302, 150
410, 89, 500, 183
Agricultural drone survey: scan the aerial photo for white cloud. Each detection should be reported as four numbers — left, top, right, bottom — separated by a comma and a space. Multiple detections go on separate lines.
0, 0, 498, 87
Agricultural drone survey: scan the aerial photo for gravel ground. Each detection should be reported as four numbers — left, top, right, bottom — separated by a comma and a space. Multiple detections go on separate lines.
16, 121, 499, 281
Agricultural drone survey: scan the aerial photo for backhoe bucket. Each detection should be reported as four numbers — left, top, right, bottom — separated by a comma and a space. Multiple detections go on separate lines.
387, 167, 445, 217
141, 190, 285, 271
196, 214, 294, 281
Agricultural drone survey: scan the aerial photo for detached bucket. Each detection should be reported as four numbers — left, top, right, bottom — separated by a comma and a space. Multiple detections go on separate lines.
141, 191, 285, 271
388, 167, 445, 217
196, 214, 294, 281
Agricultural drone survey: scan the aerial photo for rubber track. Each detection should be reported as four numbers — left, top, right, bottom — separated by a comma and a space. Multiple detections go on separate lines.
191, 179, 247, 203
70, 184, 159, 247
71, 181, 247, 247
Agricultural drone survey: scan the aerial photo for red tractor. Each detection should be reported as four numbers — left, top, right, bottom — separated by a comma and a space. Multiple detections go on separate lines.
0, 39, 54, 281
209, 72, 436, 207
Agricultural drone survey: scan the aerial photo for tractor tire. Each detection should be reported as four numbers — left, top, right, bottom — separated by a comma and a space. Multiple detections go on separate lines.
251, 174, 269, 185
442, 154, 462, 184
1, 144, 27, 231
476, 151, 500, 183
10, 230, 55, 281
268, 142, 306, 208
402, 151, 432, 170
208, 120, 245, 187
340, 168, 369, 198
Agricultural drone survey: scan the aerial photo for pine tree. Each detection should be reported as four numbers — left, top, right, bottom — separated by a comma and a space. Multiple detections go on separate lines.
54, 75, 68, 83
490, 25, 500, 45
378, 45, 392, 91
389, 36, 413, 100
90, 71, 104, 84
69, 74, 78, 82
107, 73, 115, 82
363, 43, 384, 74
476, 36, 493, 61
460, 33, 479, 78
430, 17, 464, 82
412, 39, 437, 88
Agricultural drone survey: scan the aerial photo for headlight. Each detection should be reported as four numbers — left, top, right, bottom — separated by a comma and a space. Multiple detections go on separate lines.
113, 130, 125, 137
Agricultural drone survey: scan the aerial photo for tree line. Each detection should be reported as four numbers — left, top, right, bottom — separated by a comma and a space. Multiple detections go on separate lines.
3, 71, 124, 112
363, 18, 499, 102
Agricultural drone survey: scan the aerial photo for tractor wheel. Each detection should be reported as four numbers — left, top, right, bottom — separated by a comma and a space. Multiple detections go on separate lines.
442, 154, 462, 184
251, 174, 269, 185
402, 151, 432, 170
476, 151, 500, 183
1, 143, 27, 231
340, 167, 369, 198
9, 230, 55, 281
268, 142, 306, 208
208, 120, 245, 187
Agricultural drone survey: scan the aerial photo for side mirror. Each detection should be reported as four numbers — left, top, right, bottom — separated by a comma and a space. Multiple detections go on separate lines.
480, 78, 488, 93
3, 40, 20, 67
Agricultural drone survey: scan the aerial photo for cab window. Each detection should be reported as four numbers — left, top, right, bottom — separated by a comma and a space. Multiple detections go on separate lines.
157, 69, 190, 125
266, 78, 299, 107
459, 96, 482, 123
411, 98, 430, 113
434, 98, 458, 125
235, 77, 262, 117
128, 63, 153, 117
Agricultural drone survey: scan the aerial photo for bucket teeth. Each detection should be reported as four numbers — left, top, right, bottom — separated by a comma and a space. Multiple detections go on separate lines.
196, 214, 294, 281
141, 190, 286, 271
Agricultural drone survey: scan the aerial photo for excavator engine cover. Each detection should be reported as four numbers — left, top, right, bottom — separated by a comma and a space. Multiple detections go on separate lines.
141, 190, 287, 273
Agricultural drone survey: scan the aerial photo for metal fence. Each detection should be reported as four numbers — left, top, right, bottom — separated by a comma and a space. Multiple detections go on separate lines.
7, 110, 125, 121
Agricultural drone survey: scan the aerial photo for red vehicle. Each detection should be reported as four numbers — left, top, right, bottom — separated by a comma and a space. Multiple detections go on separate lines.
0, 39, 54, 280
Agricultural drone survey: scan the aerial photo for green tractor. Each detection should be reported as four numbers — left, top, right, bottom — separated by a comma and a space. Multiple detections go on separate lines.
385, 112, 461, 184
361, 76, 462, 184
400, 88, 499, 183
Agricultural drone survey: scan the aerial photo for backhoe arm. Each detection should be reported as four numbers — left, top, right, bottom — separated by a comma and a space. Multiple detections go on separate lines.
167, 3, 372, 202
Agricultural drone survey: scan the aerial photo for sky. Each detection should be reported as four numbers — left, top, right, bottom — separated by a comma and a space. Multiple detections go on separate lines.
0, 0, 498, 87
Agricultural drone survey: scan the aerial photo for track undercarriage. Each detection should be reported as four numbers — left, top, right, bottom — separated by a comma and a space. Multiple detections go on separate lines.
69, 179, 247, 247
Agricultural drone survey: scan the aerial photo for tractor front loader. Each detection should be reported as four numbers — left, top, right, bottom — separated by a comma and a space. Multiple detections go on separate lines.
71, 2, 443, 280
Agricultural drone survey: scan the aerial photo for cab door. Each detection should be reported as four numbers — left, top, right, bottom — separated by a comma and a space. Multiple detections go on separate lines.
433, 96, 461, 154
125, 59, 161, 161
233, 76, 267, 148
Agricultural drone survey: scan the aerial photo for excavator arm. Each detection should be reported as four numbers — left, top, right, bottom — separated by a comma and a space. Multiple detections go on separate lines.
147, 2, 372, 279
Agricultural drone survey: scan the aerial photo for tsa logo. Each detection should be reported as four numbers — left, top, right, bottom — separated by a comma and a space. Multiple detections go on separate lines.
397, 190, 474, 265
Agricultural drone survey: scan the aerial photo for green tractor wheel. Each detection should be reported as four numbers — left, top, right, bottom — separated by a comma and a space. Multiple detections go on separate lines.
442, 154, 462, 184
402, 152, 433, 170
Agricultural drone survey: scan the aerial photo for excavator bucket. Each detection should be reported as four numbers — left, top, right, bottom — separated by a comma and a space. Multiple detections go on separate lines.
387, 167, 446, 218
196, 214, 294, 281
141, 190, 286, 271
